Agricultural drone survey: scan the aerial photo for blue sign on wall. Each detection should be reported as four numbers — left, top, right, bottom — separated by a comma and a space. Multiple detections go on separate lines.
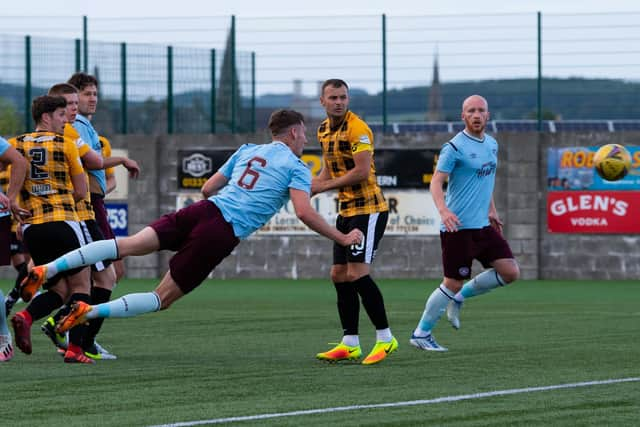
105, 203, 128, 237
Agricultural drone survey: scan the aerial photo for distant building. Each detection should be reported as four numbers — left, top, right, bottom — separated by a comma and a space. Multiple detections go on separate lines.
426, 53, 443, 122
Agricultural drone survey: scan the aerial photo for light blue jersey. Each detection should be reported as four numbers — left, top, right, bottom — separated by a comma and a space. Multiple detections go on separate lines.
436, 131, 498, 231
73, 114, 106, 193
0, 136, 9, 157
0, 137, 10, 217
210, 141, 311, 239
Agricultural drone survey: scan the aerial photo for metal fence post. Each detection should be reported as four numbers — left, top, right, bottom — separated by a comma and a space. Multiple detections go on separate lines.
75, 39, 81, 72
167, 45, 174, 134
211, 48, 216, 134
83, 16, 88, 72
537, 11, 542, 132
382, 14, 388, 134
121, 42, 127, 134
24, 35, 31, 132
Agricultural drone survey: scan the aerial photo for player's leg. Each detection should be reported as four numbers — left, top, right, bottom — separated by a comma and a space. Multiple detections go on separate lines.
58, 201, 239, 335
11, 221, 83, 355
62, 268, 95, 364
448, 227, 520, 329
83, 265, 118, 360
343, 212, 396, 364
316, 214, 362, 362
411, 230, 472, 352
4, 251, 29, 317
316, 261, 363, 362
22, 227, 160, 296
0, 288, 13, 361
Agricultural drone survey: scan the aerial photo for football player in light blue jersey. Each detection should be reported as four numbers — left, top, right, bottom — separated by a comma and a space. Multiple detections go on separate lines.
410, 95, 520, 352
211, 139, 312, 239
22, 110, 364, 338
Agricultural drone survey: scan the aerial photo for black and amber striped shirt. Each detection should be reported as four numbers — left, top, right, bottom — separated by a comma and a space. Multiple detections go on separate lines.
9, 131, 84, 224
65, 123, 94, 221
317, 111, 387, 217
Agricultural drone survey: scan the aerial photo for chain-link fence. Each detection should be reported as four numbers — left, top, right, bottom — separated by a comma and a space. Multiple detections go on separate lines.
0, 12, 638, 135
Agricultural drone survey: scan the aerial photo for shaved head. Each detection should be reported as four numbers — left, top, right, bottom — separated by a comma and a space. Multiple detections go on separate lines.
462, 94, 488, 112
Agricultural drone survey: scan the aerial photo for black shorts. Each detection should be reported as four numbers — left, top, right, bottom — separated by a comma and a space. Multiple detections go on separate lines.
0, 215, 11, 265
80, 219, 112, 271
149, 200, 239, 295
22, 221, 86, 285
440, 226, 514, 280
333, 211, 388, 265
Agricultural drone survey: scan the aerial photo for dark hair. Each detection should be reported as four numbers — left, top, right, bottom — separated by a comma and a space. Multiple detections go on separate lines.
48, 83, 79, 96
67, 72, 98, 91
321, 79, 349, 95
32, 95, 67, 124
268, 109, 305, 136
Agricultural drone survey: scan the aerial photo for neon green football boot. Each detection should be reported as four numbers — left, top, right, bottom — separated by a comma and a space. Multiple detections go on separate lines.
316, 342, 362, 362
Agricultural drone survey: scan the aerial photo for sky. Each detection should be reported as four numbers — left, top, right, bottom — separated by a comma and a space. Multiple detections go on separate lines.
1, 0, 639, 97
2, 0, 639, 17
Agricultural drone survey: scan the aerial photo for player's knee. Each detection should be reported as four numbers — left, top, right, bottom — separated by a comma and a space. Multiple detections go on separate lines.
500, 262, 520, 284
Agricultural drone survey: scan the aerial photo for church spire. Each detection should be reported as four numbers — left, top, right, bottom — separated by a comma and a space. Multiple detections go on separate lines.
427, 49, 443, 121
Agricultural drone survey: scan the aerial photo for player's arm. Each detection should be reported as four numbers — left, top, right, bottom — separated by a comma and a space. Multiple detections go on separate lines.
201, 172, 229, 198
290, 188, 362, 247
0, 146, 27, 206
101, 156, 140, 179
431, 169, 460, 232
106, 172, 117, 194
310, 161, 331, 196
488, 196, 503, 233
80, 148, 104, 170
66, 141, 88, 202
312, 150, 370, 194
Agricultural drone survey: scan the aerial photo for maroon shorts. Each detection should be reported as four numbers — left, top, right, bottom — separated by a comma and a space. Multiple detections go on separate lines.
90, 193, 116, 240
0, 215, 11, 265
149, 200, 239, 294
440, 226, 514, 280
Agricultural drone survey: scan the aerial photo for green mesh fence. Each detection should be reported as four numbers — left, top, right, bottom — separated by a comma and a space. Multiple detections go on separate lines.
0, 12, 638, 136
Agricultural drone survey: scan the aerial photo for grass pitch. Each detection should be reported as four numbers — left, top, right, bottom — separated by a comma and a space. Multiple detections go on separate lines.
2, 278, 638, 426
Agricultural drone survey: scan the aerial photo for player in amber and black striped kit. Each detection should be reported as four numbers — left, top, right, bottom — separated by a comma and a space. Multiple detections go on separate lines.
313, 79, 397, 365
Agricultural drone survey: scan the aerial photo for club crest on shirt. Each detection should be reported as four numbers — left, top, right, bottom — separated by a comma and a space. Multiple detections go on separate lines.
359, 135, 371, 145
458, 267, 470, 277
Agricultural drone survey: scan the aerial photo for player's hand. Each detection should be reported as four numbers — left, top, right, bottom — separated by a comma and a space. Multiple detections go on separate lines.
440, 208, 461, 232
0, 193, 9, 212
9, 199, 31, 224
489, 213, 503, 234
310, 177, 326, 196
343, 228, 363, 247
123, 158, 140, 179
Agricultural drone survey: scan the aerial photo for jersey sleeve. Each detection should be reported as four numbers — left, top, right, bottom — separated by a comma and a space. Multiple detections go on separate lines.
0, 136, 10, 157
64, 138, 85, 176
349, 120, 374, 155
436, 142, 459, 174
99, 136, 115, 177
218, 145, 247, 178
288, 159, 312, 193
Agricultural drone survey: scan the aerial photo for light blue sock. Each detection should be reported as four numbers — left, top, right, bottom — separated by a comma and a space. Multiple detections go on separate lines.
458, 269, 506, 300
87, 292, 162, 319
46, 239, 119, 279
0, 289, 9, 335
414, 284, 454, 336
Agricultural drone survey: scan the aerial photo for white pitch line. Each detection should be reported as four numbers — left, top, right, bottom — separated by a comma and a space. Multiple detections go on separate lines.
149, 377, 640, 427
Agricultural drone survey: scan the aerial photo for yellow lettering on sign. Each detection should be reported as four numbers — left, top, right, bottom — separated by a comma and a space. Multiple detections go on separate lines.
181, 177, 207, 188
560, 150, 595, 168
